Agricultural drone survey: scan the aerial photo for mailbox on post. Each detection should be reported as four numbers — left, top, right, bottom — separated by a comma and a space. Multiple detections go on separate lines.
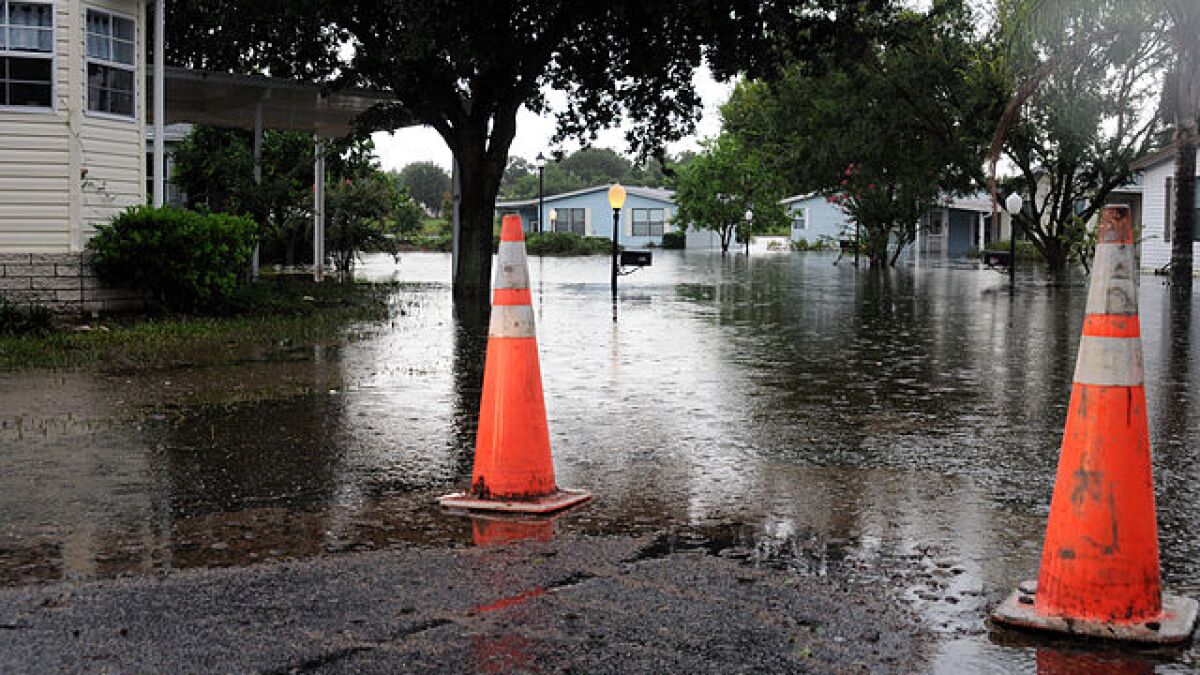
620, 250, 652, 268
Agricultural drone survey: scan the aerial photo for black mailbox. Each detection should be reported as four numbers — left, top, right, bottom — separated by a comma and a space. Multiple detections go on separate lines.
620, 250, 653, 267
985, 251, 1011, 268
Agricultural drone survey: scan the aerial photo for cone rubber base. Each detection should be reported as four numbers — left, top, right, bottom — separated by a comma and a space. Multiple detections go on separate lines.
438, 489, 591, 514
991, 581, 1198, 644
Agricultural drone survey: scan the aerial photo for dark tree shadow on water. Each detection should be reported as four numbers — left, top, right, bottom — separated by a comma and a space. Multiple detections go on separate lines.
450, 304, 489, 476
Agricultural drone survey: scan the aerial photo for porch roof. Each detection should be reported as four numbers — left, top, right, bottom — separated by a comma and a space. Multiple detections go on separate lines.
150, 67, 400, 138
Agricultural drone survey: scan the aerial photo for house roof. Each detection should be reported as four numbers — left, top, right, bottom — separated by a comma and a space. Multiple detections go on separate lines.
1130, 146, 1175, 171
495, 184, 675, 209
947, 194, 995, 213
780, 192, 819, 205
152, 67, 399, 138
781, 191, 996, 213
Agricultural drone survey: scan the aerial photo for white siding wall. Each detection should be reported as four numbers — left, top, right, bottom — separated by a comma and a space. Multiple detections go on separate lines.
1139, 157, 1192, 271
0, 1, 72, 252
0, 0, 144, 254
78, 0, 145, 246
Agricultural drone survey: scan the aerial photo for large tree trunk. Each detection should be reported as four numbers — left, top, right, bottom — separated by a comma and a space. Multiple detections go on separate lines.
451, 145, 507, 319
1173, 125, 1198, 288
1169, 0, 1199, 289
1041, 237, 1070, 273
444, 104, 518, 319
866, 225, 889, 268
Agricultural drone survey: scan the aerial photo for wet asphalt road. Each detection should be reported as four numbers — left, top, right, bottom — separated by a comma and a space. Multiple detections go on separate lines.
1, 249, 1198, 672
0, 534, 926, 673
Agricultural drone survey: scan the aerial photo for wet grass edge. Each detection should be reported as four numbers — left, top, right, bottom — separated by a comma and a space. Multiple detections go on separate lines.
0, 280, 397, 372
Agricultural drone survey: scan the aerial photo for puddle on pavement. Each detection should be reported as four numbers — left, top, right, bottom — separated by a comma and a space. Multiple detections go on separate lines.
2, 251, 1199, 672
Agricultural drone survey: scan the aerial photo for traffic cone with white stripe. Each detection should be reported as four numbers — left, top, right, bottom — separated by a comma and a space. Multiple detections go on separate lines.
438, 215, 591, 514
990, 206, 1197, 643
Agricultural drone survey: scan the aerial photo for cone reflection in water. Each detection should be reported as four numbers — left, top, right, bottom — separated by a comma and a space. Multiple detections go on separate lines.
1036, 648, 1154, 675
471, 515, 555, 547
990, 206, 1198, 643
438, 215, 591, 514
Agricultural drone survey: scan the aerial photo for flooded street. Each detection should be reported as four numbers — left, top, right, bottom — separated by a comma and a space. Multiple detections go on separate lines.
2, 250, 1198, 672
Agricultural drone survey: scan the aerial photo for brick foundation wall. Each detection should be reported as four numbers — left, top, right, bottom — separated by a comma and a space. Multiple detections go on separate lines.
0, 253, 147, 316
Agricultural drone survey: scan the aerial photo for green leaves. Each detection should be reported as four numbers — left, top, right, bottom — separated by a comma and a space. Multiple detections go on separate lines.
673, 134, 789, 252
88, 207, 257, 313
325, 174, 420, 273
721, 1, 993, 265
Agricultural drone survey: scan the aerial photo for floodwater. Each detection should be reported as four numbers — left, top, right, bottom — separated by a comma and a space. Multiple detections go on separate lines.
2, 248, 1199, 673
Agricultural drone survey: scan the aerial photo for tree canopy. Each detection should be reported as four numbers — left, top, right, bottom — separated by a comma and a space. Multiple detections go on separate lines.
722, 0, 1001, 266
393, 162, 451, 217
991, 0, 1169, 270
673, 134, 789, 252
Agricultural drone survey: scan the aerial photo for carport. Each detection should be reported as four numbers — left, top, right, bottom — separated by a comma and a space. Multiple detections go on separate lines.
147, 4, 396, 279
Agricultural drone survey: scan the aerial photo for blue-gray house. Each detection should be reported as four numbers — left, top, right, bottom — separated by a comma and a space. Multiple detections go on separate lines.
780, 193, 853, 246
780, 192, 995, 259
495, 185, 679, 248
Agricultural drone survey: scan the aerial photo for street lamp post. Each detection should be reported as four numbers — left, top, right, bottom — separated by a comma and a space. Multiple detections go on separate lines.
1005, 192, 1023, 291
535, 152, 547, 234
744, 209, 753, 257
608, 183, 627, 308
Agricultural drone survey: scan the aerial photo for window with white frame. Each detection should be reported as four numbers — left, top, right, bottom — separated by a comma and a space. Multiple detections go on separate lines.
632, 208, 664, 236
86, 9, 135, 117
791, 208, 808, 231
555, 207, 585, 235
0, 2, 54, 109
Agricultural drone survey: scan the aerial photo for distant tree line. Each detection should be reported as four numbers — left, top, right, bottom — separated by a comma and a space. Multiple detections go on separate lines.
496, 147, 694, 200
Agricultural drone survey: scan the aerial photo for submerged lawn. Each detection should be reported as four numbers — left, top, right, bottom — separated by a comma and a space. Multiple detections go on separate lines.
0, 279, 397, 372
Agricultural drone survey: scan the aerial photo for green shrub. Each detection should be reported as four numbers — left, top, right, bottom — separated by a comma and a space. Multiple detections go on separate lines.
661, 230, 686, 249
525, 231, 614, 256
88, 206, 256, 312
0, 294, 53, 336
791, 237, 836, 251
984, 239, 1043, 261
402, 233, 453, 251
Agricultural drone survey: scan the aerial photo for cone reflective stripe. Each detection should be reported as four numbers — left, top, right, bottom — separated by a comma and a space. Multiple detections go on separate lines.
439, 215, 591, 514
991, 206, 1197, 643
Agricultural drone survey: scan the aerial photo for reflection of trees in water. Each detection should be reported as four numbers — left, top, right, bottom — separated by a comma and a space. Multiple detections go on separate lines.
675, 259, 1094, 509
1035, 646, 1156, 675
1153, 291, 1198, 581
159, 392, 347, 517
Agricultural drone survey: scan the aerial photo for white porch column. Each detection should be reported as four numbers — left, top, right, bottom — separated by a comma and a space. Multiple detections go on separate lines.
152, 0, 165, 207
914, 217, 921, 267
313, 136, 326, 281
977, 212, 985, 252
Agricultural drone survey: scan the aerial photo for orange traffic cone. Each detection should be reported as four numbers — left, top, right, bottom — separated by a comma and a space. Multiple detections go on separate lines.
991, 206, 1197, 643
438, 215, 591, 514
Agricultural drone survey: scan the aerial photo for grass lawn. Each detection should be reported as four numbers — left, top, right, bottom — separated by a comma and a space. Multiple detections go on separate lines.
0, 279, 396, 372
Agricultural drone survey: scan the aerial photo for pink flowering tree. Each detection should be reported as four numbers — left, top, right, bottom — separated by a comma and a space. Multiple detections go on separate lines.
824, 163, 938, 267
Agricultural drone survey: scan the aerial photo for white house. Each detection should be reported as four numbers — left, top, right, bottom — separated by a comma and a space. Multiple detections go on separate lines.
1131, 146, 1199, 271
0, 0, 146, 253
0, 1, 392, 312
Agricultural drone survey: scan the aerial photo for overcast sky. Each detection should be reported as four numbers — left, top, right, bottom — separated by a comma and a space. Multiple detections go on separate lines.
371, 65, 736, 173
